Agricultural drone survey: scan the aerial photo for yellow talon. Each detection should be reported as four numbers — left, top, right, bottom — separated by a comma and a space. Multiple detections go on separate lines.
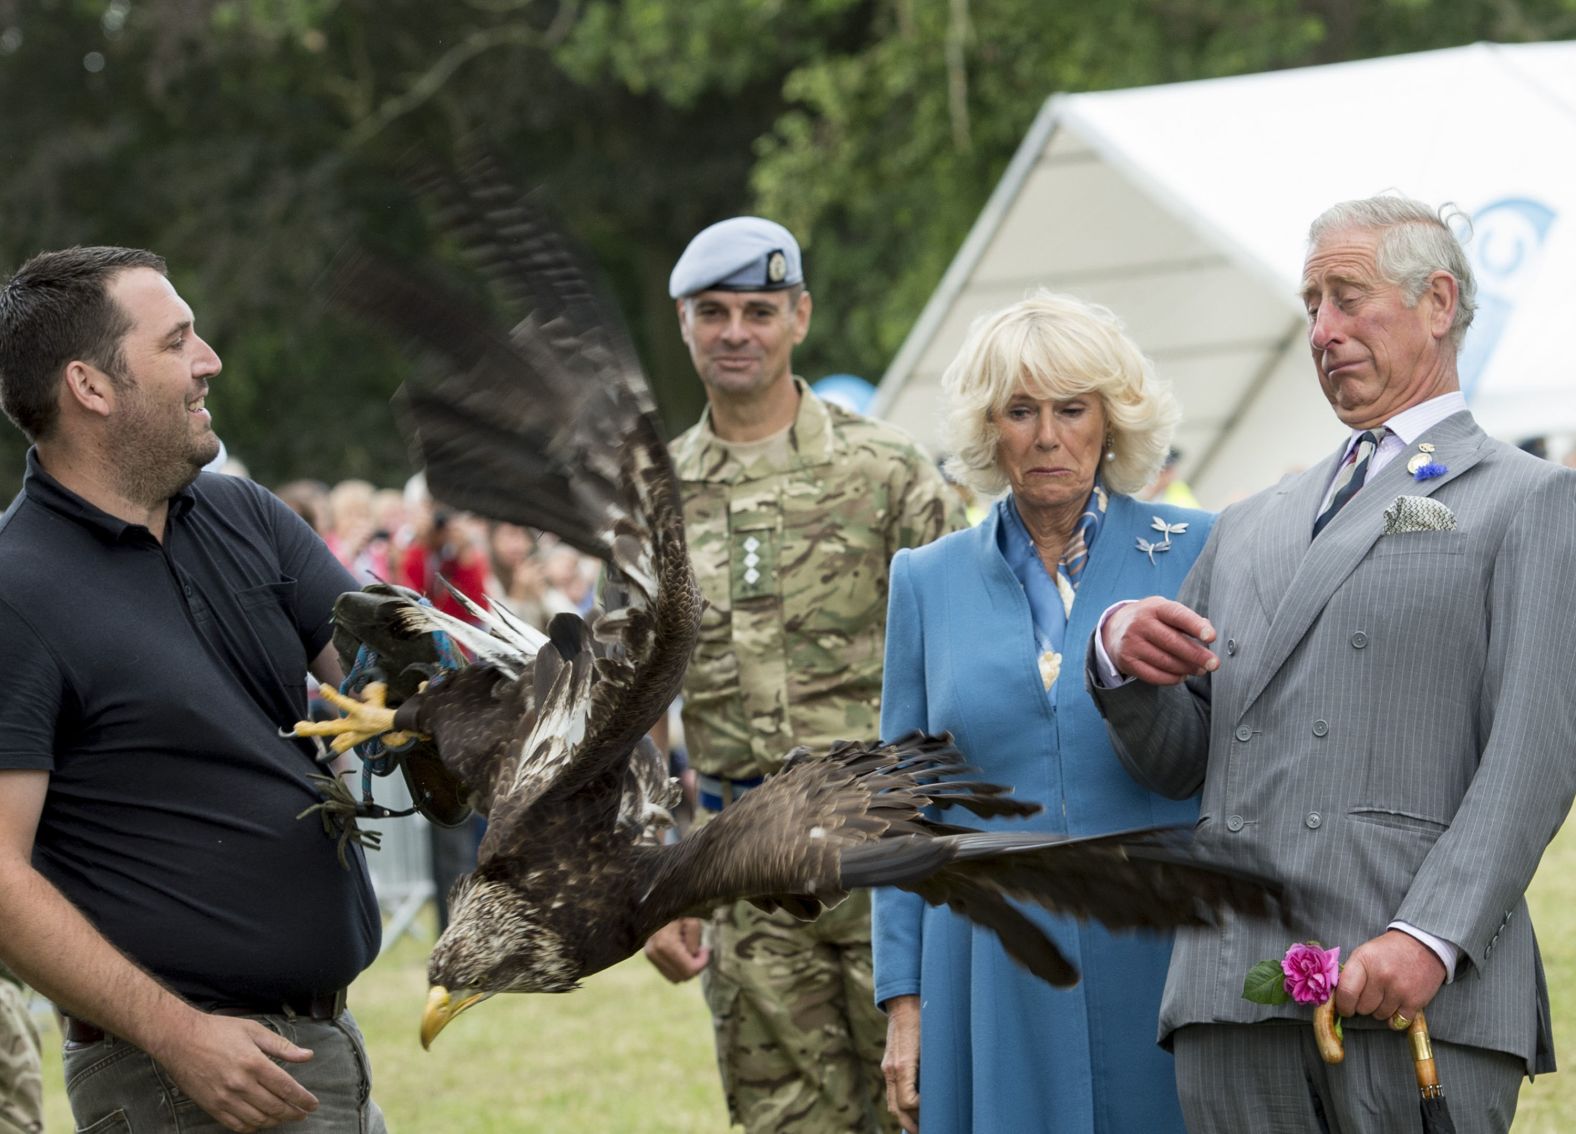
291, 682, 424, 754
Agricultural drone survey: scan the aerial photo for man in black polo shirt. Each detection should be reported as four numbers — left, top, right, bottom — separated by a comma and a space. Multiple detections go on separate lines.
0, 247, 383, 1132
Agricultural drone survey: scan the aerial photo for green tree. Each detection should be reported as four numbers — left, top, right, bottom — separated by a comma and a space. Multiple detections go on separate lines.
0, 0, 1571, 499
0, 0, 788, 494
748, 0, 1576, 382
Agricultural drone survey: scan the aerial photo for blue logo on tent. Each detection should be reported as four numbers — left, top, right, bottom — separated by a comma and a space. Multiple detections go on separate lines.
812, 373, 877, 414
1459, 197, 1557, 398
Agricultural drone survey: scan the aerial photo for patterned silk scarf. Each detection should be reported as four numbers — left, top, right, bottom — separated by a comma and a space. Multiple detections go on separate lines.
998, 482, 1109, 694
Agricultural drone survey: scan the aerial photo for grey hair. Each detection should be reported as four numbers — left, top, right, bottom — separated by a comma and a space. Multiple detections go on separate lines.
1308, 195, 1477, 348
939, 291, 1179, 497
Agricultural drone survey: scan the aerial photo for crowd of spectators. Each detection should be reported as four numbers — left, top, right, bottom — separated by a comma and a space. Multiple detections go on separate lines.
247, 430, 1576, 618
270, 471, 598, 633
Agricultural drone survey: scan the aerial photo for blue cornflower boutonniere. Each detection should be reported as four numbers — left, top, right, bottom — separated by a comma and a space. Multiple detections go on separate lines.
1406, 442, 1447, 481
1136, 517, 1189, 565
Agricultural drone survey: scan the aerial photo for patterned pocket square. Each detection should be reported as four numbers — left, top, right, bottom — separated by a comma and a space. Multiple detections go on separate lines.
1382, 495, 1457, 534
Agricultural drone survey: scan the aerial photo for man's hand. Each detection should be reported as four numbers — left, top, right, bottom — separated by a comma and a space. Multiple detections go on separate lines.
151, 1013, 317, 1131
1331, 929, 1447, 1027
1101, 597, 1218, 685
881, 995, 920, 1134
643, 918, 709, 983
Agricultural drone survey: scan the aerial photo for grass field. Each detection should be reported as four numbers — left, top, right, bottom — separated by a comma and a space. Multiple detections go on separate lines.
39, 919, 734, 1133
36, 815, 1576, 1130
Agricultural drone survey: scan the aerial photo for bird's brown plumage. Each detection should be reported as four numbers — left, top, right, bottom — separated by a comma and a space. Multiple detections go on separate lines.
311, 154, 1284, 1045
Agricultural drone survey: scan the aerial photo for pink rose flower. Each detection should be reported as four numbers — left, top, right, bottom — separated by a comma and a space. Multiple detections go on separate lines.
1281, 943, 1340, 1005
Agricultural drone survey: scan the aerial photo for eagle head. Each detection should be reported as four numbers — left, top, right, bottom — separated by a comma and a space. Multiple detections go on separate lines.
420, 872, 582, 1048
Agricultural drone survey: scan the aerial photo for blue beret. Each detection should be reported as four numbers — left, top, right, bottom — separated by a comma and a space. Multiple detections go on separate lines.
669, 216, 803, 299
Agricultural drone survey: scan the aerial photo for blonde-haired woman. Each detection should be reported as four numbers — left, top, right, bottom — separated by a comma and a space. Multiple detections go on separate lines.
873, 292, 1208, 1134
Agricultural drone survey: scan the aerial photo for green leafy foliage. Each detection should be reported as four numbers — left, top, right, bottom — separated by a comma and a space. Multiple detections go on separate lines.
1, 0, 1572, 497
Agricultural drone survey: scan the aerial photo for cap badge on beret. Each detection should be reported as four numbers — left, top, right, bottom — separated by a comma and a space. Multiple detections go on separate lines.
668, 216, 804, 298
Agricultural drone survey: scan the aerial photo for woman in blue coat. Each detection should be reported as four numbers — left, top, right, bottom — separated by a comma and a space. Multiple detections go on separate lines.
873, 292, 1213, 1133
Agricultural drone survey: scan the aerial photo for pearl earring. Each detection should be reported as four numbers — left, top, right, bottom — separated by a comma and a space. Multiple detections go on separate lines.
1104, 435, 1116, 462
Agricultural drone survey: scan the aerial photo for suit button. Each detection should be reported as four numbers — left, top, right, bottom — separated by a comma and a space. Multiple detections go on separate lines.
1226, 815, 1245, 832
1235, 726, 1253, 742
1225, 638, 1238, 656
1350, 631, 1368, 649
1312, 720, 1329, 737
1305, 812, 1322, 829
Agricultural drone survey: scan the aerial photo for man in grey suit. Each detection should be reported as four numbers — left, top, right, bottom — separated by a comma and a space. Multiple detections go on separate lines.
1089, 194, 1576, 1132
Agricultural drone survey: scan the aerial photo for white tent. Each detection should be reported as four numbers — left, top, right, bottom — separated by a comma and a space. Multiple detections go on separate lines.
872, 41, 1576, 506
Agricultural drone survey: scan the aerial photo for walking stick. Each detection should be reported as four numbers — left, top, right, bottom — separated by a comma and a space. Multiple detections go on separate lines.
1405, 1012, 1458, 1134
1313, 1002, 1457, 1132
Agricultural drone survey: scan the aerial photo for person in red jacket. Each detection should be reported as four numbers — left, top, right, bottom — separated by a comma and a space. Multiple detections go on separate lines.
397, 504, 489, 623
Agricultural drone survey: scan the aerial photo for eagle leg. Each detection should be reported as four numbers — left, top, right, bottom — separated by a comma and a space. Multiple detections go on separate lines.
290, 681, 426, 755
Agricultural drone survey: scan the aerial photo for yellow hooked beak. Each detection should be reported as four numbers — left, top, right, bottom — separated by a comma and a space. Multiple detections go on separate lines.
420, 984, 491, 1049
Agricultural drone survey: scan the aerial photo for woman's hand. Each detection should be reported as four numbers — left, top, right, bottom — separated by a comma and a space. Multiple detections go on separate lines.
881, 995, 921, 1133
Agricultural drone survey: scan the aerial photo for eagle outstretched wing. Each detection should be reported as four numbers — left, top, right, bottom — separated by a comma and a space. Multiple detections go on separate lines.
322, 155, 702, 826
298, 164, 1287, 1048
635, 732, 1281, 988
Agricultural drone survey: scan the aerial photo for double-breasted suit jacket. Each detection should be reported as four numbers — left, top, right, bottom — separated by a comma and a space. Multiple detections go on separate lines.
1091, 410, 1576, 1072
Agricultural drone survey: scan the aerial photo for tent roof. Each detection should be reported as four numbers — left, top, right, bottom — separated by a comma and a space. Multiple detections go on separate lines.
873, 41, 1576, 505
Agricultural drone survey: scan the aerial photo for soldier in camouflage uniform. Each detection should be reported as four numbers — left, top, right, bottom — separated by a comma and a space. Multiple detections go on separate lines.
0, 962, 43, 1134
644, 217, 962, 1133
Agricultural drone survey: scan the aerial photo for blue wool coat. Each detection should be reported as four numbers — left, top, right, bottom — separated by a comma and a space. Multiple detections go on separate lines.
872, 492, 1213, 1134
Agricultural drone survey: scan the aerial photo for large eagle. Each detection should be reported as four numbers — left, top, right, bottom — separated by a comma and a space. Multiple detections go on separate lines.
294, 159, 1281, 1048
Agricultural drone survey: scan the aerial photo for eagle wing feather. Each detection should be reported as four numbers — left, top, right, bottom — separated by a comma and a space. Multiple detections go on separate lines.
327, 162, 700, 808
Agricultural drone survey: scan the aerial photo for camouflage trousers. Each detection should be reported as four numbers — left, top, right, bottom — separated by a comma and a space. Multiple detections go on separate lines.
702, 891, 898, 1134
0, 979, 43, 1134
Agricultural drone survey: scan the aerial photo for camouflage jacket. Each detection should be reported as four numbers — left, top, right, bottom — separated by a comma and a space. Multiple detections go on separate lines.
671, 380, 963, 779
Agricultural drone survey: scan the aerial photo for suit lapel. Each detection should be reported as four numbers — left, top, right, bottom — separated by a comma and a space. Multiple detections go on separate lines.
974, 494, 1179, 712
1071, 494, 1154, 647
971, 503, 1048, 703
1236, 412, 1489, 719
1250, 456, 1337, 623
1088, 493, 1196, 609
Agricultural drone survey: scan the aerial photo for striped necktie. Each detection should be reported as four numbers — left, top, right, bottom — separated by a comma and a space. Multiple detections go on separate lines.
1312, 428, 1385, 537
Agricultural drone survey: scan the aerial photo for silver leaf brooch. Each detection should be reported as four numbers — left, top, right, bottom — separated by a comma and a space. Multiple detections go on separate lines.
1136, 516, 1190, 565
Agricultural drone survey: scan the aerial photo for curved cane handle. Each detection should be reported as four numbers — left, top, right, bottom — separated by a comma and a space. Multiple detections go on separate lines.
1313, 999, 1344, 1064
1313, 1003, 1438, 1095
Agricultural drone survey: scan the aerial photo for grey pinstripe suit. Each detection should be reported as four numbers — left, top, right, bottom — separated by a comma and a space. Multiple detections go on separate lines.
1092, 409, 1576, 1077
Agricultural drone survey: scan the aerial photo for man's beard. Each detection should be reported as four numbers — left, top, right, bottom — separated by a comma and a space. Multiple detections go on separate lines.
105, 389, 219, 508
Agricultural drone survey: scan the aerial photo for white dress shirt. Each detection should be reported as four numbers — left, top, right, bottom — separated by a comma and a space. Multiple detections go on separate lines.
1315, 390, 1468, 513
